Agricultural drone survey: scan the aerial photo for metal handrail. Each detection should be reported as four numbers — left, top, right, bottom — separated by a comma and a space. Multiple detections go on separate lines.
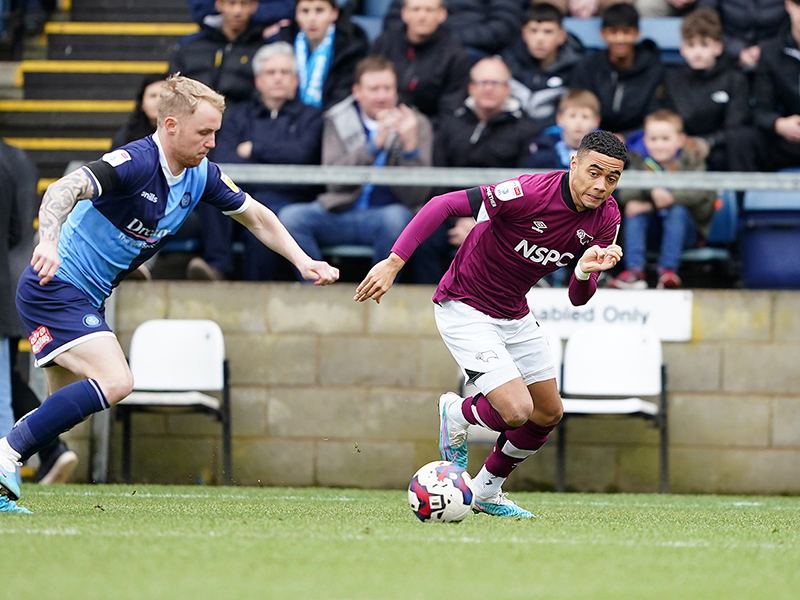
64, 160, 800, 193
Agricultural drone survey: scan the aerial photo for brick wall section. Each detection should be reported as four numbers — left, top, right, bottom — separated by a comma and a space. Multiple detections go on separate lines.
64, 284, 800, 494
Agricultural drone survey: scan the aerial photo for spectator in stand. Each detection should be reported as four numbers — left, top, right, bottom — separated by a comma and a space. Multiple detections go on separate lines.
525, 88, 602, 170
610, 110, 716, 290
188, 42, 324, 281
279, 55, 433, 277
274, 0, 369, 110
371, 0, 471, 124
169, 0, 265, 108
542, 0, 631, 18
187, 0, 293, 34
571, 3, 665, 139
416, 56, 539, 283
382, 0, 523, 58
435, 57, 539, 171
728, 0, 800, 171
663, 7, 750, 171
698, 0, 788, 69
111, 74, 167, 151
501, 3, 584, 134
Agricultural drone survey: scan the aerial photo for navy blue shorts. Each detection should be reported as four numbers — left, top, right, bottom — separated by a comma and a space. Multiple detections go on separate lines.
16, 265, 115, 367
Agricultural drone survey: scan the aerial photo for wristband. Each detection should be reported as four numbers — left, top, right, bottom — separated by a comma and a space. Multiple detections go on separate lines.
574, 263, 591, 281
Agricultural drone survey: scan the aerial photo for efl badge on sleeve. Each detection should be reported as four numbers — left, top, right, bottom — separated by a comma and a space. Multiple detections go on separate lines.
219, 171, 240, 193
101, 149, 132, 167
495, 180, 523, 201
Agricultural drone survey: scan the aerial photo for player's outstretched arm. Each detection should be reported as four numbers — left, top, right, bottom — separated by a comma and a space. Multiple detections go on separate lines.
234, 200, 339, 285
33, 167, 95, 285
353, 189, 473, 303
354, 253, 405, 304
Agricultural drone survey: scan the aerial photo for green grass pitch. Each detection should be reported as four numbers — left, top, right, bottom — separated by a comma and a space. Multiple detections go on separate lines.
2, 485, 799, 600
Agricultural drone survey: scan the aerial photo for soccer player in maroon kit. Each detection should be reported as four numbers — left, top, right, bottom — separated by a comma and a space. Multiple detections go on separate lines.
354, 130, 626, 517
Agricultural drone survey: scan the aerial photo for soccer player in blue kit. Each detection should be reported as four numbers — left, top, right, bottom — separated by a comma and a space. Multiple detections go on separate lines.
0, 75, 339, 506
355, 130, 626, 517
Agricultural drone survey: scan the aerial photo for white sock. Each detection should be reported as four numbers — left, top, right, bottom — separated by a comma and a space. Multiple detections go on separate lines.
472, 466, 505, 500
0, 438, 20, 461
447, 397, 470, 428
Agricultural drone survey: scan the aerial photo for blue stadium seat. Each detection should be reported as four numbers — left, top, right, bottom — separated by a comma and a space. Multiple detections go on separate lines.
706, 189, 739, 245
739, 189, 800, 288
352, 14, 384, 43
742, 189, 800, 211
363, 0, 393, 17
681, 190, 738, 263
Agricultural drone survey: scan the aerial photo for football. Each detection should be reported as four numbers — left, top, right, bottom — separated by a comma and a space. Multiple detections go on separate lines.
408, 461, 475, 523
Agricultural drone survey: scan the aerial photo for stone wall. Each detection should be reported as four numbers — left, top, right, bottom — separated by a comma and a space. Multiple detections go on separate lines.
63, 283, 800, 495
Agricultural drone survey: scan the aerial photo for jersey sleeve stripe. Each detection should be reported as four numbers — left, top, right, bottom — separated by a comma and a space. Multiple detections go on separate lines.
221, 192, 253, 216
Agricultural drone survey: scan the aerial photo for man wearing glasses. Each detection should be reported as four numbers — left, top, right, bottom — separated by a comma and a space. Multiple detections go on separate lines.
415, 56, 540, 283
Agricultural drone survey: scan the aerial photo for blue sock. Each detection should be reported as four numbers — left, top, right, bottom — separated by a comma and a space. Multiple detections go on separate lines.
7, 379, 109, 457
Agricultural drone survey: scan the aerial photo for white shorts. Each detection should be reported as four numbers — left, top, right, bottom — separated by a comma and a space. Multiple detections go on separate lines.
434, 299, 557, 396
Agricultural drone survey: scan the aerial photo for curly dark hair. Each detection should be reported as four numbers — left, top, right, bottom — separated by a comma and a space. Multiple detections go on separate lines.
577, 130, 627, 163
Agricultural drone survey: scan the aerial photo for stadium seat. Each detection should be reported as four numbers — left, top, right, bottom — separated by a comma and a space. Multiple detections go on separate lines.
363, 0, 393, 17
558, 324, 668, 492
117, 319, 232, 484
680, 189, 738, 263
351, 14, 384, 43
739, 189, 800, 289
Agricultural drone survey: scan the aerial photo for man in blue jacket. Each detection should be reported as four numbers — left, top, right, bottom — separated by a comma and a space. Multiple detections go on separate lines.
189, 41, 325, 281
169, 0, 265, 109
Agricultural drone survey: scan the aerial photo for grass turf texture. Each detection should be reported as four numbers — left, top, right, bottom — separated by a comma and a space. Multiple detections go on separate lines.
2, 486, 799, 600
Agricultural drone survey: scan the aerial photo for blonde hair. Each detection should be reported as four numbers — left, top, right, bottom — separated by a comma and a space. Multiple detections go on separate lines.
157, 73, 225, 128
558, 89, 601, 117
644, 109, 684, 133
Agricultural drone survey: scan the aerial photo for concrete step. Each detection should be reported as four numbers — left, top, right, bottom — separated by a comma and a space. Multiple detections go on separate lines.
0, 99, 133, 137
18, 59, 168, 99
3, 136, 110, 178
44, 21, 198, 61
70, 0, 193, 23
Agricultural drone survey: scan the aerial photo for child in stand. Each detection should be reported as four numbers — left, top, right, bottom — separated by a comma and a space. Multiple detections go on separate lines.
276, 0, 369, 109
610, 109, 717, 289
663, 7, 750, 171
570, 2, 665, 138
525, 88, 602, 169
501, 3, 584, 133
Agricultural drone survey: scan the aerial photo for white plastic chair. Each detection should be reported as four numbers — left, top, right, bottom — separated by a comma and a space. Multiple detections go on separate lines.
558, 324, 668, 492
117, 319, 231, 484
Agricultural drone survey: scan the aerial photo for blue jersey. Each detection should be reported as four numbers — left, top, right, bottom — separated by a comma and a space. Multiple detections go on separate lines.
56, 134, 251, 308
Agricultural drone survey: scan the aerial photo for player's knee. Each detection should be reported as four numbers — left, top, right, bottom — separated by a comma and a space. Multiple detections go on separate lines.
500, 399, 534, 428
540, 402, 563, 427
98, 370, 134, 404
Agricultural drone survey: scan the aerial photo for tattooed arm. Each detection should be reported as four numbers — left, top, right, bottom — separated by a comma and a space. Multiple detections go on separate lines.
32, 167, 96, 285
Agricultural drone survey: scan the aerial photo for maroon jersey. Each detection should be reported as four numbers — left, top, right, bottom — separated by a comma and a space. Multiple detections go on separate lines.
433, 171, 621, 320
